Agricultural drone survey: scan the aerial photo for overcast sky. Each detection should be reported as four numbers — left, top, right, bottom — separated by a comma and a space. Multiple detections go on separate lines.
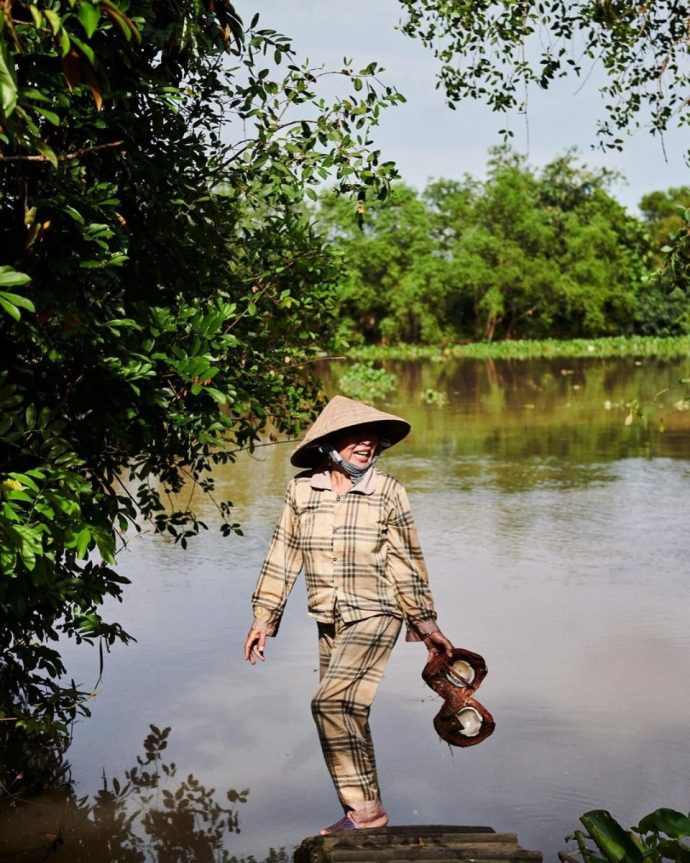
251, 1, 688, 212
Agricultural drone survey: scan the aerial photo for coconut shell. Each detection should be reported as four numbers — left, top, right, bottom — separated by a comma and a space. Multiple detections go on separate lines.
422, 647, 495, 747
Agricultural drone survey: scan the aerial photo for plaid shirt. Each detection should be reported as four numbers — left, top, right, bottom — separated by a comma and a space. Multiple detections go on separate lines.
251, 467, 439, 639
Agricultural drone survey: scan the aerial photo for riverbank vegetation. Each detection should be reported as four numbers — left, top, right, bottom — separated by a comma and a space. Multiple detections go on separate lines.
347, 336, 690, 362
318, 154, 690, 346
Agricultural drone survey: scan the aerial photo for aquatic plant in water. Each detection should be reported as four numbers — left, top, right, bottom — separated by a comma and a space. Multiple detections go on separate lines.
420, 388, 448, 407
348, 336, 690, 362
560, 808, 690, 863
338, 362, 397, 402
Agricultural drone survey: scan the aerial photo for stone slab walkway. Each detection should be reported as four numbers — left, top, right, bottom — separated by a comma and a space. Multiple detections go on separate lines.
294, 825, 543, 863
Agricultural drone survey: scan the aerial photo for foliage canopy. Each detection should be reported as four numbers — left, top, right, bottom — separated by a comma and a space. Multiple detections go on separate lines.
398, 0, 690, 149
319, 151, 680, 345
395, 0, 690, 311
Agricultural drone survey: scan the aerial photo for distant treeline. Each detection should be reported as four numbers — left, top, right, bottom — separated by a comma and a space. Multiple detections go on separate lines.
317, 150, 690, 345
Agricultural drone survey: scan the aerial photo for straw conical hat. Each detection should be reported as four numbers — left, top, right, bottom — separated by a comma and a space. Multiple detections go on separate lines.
290, 395, 410, 468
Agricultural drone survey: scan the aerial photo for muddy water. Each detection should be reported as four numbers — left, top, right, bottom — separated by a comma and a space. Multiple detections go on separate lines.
3, 357, 689, 863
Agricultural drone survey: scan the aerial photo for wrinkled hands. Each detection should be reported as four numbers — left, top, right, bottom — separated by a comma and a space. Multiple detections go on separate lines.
244, 628, 267, 665
423, 629, 454, 662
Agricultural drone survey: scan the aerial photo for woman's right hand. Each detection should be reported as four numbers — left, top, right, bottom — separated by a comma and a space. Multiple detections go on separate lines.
244, 628, 267, 664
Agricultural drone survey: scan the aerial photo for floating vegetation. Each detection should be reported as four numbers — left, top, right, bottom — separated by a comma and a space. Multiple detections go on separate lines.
420, 388, 448, 407
338, 362, 397, 402
349, 336, 690, 362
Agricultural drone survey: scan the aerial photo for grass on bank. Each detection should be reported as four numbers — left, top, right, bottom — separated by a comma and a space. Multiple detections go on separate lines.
346, 335, 690, 362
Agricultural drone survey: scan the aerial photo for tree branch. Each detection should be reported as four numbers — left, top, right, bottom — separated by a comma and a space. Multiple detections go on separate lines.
0, 141, 125, 163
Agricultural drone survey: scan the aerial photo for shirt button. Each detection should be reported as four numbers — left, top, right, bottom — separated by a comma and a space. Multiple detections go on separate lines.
335, 495, 341, 501
332, 556, 337, 561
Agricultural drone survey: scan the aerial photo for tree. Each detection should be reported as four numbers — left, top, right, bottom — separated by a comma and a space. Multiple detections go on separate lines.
640, 187, 690, 267
637, 188, 690, 334
319, 184, 455, 344
395, 0, 690, 311
396, 0, 690, 149
0, 1, 401, 788
319, 151, 650, 343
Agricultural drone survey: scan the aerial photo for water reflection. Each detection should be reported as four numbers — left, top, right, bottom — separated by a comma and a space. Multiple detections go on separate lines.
0, 725, 261, 863
325, 357, 690, 461
9, 357, 688, 863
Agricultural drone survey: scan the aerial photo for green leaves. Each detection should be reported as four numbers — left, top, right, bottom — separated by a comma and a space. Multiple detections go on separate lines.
0, 0, 143, 157
637, 810, 690, 842
318, 150, 654, 345
0, 266, 30, 288
396, 1, 690, 313
580, 811, 645, 863
5, 523, 45, 571
398, 1, 689, 145
100, 0, 141, 43
0, 267, 34, 320
0, 291, 35, 320
566, 808, 690, 863
339, 362, 397, 402
78, 1, 101, 39
0, 37, 18, 117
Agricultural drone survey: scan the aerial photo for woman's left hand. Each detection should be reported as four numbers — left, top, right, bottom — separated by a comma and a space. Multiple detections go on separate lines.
423, 630, 454, 661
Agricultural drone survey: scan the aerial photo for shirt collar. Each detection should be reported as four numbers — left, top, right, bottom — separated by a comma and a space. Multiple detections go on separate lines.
309, 466, 377, 496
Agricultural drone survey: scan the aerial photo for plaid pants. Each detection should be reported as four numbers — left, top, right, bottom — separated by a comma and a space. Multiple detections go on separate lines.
311, 611, 402, 810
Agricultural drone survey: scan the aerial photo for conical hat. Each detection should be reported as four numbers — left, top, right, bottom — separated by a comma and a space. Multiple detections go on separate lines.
290, 395, 410, 468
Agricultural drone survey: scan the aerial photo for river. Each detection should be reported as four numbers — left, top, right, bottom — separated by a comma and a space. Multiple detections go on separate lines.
2, 356, 689, 863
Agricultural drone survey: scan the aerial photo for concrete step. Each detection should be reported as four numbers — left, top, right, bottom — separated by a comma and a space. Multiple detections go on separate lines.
295, 826, 542, 863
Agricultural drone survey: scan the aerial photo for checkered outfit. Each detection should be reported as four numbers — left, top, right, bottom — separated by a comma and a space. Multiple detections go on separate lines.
251, 467, 439, 809
313, 612, 402, 807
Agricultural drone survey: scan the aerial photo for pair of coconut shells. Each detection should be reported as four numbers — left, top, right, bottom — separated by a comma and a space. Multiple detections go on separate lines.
422, 647, 495, 747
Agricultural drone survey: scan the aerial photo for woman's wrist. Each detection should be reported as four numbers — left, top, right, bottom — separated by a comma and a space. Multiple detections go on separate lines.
251, 618, 277, 636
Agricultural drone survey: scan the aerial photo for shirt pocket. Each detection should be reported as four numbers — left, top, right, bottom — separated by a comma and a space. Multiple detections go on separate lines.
295, 498, 332, 553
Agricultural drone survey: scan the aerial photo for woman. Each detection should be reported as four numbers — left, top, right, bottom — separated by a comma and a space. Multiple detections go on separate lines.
244, 396, 453, 834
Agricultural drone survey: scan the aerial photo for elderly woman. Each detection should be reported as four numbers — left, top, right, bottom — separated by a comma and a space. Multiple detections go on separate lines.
244, 396, 453, 834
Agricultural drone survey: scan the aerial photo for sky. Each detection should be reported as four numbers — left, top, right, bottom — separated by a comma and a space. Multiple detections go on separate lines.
250, 1, 689, 212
